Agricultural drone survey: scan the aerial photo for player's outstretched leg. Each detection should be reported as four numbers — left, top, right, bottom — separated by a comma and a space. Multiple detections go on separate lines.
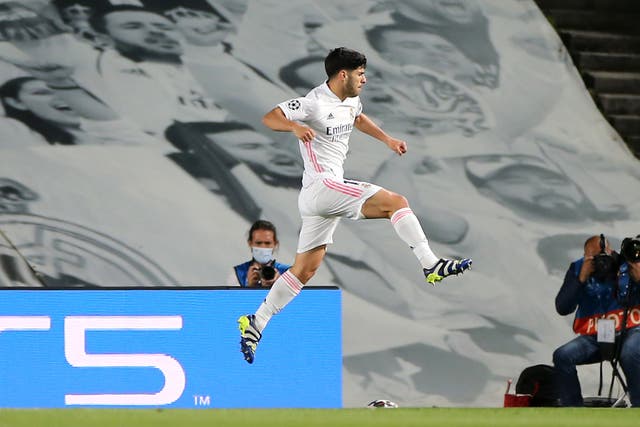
238, 314, 262, 364
423, 258, 473, 285
387, 206, 472, 284
236, 269, 306, 364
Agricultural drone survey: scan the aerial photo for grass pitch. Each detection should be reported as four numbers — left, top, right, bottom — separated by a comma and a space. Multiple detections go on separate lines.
0, 408, 638, 427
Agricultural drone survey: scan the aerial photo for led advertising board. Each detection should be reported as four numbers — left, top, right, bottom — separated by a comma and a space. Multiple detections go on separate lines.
0, 288, 341, 408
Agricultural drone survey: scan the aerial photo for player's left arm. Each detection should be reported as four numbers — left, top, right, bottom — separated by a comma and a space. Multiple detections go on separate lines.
354, 113, 407, 155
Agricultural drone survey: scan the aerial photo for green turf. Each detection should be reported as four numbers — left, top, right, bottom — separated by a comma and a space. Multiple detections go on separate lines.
0, 408, 638, 427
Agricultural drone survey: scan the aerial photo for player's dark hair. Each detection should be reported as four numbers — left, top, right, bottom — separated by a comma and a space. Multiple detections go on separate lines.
324, 47, 367, 78
0, 77, 75, 145
248, 220, 278, 243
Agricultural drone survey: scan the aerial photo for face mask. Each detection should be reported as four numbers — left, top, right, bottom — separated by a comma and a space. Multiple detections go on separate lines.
252, 247, 274, 264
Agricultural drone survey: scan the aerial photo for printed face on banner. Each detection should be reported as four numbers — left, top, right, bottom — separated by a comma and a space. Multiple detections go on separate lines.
103, 10, 183, 56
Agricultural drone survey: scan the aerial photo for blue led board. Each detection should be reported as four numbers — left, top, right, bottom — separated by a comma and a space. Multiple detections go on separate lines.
0, 288, 341, 408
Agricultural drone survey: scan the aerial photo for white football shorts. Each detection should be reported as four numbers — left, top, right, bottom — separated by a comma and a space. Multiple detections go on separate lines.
296, 177, 381, 253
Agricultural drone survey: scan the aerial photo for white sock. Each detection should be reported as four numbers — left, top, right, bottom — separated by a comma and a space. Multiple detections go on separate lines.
254, 270, 303, 331
390, 207, 439, 269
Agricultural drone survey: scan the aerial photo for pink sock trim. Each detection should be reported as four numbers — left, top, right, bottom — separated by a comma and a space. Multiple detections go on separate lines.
281, 271, 303, 294
390, 207, 413, 225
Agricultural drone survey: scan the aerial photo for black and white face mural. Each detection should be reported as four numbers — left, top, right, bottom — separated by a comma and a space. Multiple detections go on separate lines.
0, 0, 639, 407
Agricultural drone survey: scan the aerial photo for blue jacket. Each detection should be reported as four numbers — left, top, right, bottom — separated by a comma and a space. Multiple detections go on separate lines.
556, 258, 640, 335
233, 260, 291, 287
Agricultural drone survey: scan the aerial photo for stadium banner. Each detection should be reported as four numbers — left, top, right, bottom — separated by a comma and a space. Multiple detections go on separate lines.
0, 288, 341, 408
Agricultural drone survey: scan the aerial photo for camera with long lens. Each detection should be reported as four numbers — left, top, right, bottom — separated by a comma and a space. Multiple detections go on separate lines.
621, 235, 640, 263
617, 235, 640, 313
591, 234, 618, 281
260, 265, 276, 281
256, 264, 276, 286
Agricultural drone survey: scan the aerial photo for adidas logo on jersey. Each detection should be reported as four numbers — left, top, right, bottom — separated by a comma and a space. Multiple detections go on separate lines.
327, 113, 335, 120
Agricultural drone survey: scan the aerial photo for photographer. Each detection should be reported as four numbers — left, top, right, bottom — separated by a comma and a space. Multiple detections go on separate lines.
553, 234, 640, 406
229, 220, 291, 288
615, 235, 640, 406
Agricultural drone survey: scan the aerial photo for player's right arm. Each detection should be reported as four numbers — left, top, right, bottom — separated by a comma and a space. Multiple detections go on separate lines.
263, 105, 316, 143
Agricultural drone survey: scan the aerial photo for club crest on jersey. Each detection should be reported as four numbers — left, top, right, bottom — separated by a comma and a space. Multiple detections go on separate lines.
287, 100, 301, 110
350, 107, 355, 119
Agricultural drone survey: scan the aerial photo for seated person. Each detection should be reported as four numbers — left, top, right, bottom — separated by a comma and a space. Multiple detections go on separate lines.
553, 234, 640, 406
228, 220, 290, 288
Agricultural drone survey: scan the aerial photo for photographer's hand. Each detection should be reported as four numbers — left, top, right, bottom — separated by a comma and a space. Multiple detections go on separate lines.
579, 256, 595, 284
247, 262, 262, 287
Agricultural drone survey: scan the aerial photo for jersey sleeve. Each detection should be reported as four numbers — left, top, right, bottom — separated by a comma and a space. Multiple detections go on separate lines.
276, 97, 314, 121
355, 98, 363, 117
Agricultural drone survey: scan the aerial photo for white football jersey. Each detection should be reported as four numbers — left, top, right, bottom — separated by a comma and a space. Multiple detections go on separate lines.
277, 83, 362, 187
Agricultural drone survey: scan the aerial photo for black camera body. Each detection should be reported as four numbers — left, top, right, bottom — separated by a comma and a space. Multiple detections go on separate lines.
255, 263, 276, 287
616, 235, 640, 327
260, 265, 276, 281
621, 235, 640, 264
591, 234, 619, 281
